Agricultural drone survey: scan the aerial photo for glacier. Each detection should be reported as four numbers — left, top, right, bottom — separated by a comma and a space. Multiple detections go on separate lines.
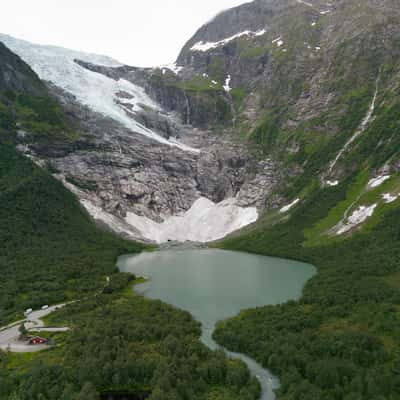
125, 197, 258, 243
0, 34, 198, 153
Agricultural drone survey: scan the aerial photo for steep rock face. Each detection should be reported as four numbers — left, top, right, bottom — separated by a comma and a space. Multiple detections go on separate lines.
39, 92, 279, 220
0, 35, 281, 242
73, 59, 231, 131
177, 0, 289, 64
28, 93, 280, 241
154, 0, 400, 183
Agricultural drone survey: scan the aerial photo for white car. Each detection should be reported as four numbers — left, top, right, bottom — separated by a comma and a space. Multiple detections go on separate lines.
41, 305, 49, 310
24, 308, 33, 316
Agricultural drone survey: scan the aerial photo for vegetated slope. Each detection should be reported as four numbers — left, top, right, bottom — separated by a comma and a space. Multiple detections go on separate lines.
0, 42, 77, 144
168, 0, 400, 186
215, 172, 400, 399
199, 5, 400, 394
0, 144, 143, 325
0, 42, 44, 95
209, 4, 400, 389
0, 42, 142, 324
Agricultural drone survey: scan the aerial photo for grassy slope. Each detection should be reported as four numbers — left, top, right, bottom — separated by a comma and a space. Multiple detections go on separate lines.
215, 177, 400, 399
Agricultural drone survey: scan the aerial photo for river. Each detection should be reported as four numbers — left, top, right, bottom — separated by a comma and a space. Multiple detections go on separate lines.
118, 248, 315, 400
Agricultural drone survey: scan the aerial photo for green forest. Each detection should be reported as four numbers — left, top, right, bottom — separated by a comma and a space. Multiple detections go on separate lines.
0, 144, 143, 325
215, 177, 400, 400
0, 274, 260, 400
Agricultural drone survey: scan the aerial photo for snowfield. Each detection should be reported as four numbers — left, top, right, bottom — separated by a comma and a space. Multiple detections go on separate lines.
336, 204, 377, 235
382, 193, 399, 204
62, 172, 258, 243
296, 0, 313, 7
0, 34, 198, 153
368, 175, 391, 188
326, 180, 339, 187
125, 197, 258, 243
190, 29, 266, 52
158, 63, 183, 75
80, 199, 141, 239
272, 37, 283, 47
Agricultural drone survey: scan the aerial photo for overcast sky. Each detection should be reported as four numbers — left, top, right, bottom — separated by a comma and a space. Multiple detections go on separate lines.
1, 0, 249, 67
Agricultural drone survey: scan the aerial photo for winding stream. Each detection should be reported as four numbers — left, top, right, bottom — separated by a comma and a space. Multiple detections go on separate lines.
118, 249, 315, 399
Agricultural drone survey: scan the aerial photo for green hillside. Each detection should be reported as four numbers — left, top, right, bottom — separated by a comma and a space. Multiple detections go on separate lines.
215, 174, 400, 399
0, 144, 143, 324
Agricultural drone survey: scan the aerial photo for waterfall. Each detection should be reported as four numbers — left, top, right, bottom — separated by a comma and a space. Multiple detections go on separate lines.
328, 74, 380, 175
184, 92, 191, 125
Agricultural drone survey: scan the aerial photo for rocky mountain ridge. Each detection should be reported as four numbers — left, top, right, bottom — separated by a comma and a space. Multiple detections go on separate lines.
1, 0, 400, 243
155, 0, 400, 179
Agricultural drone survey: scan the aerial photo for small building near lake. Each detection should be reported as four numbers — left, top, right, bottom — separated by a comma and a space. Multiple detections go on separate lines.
28, 336, 48, 345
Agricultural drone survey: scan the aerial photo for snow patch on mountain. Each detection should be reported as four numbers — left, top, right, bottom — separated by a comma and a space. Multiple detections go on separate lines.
272, 37, 283, 47
326, 180, 339, 187
280, 198, 300, 213
368, 175, 391, 188
335, 204, 377, 235
190, 29, 266, 52
296, 0, 313, 7
158, 63, 184, 75
80, 199, 141, 239
0, 34, 198, 153
382, 193, 398, 203
125, 197, 258, 243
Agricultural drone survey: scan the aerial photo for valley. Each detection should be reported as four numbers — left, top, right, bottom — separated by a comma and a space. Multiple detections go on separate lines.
119, 249, 315, 400
1, 0, 400, 399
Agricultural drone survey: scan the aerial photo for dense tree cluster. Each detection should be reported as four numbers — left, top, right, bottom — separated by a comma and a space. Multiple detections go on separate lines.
1, 281, 260, 399
217, 180, 400, 399
0, 144, 143, 325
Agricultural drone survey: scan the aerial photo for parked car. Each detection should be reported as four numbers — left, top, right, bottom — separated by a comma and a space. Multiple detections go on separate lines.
41, 305, 49, 310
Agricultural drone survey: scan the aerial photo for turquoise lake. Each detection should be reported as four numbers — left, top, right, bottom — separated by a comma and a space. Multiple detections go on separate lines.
118, 248, 316, 400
